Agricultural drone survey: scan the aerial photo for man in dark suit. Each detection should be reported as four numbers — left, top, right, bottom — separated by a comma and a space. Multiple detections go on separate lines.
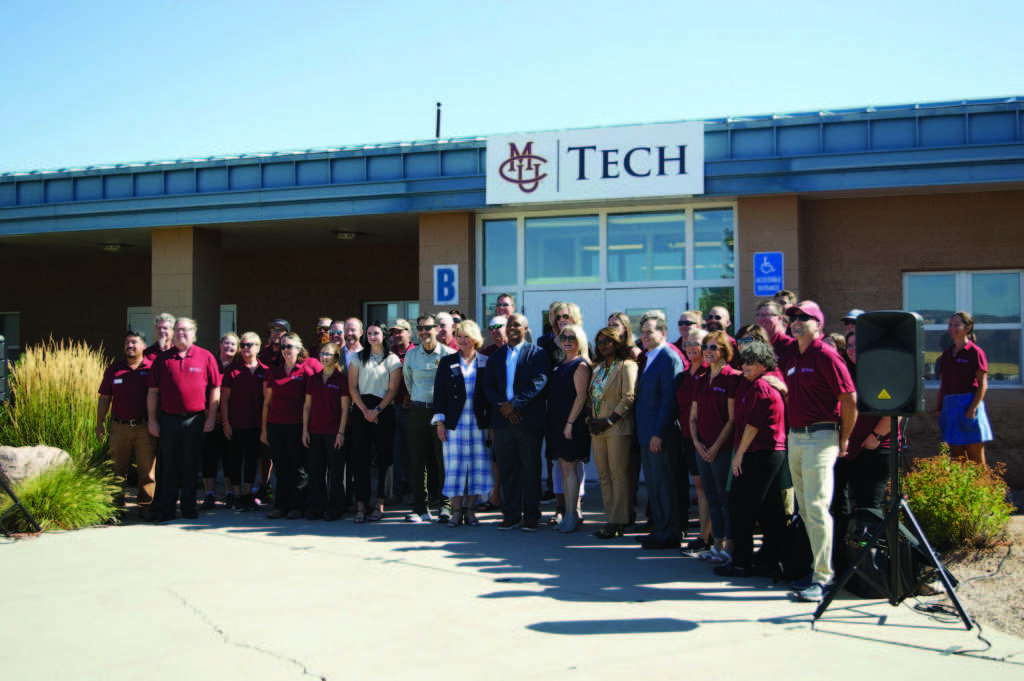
483, 313, 550, 531
635, 312, 685, 549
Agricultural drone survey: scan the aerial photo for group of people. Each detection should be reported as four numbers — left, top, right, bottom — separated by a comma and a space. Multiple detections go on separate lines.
96, 290, 993, 604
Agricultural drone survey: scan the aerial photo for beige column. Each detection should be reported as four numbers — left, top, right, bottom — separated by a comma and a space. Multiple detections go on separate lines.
151, 227, 221, 348
418, 212, 475, 316
737, 196, 800, 320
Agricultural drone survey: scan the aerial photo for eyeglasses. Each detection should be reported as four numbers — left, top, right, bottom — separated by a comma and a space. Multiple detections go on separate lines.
329, 331, 343, 336
678, 320, 696, 326
739, 336, 755, 344
416, 325, 436, 331
240, 342, 257, 349
488, 324, 504, 330
559, 334, 577, 342
793, 314, 814, 322
701, 343, 720, 351
707, 315, 723, 320
281, 344, 298, 351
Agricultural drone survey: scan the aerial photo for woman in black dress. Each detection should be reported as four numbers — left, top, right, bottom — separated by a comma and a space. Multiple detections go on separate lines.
546, 323, 592, 533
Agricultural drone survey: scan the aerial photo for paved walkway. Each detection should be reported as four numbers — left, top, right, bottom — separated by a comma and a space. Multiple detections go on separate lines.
3, 497, 1023, 680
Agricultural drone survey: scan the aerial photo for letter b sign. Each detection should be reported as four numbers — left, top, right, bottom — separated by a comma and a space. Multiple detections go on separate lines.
433, 265, 459, 306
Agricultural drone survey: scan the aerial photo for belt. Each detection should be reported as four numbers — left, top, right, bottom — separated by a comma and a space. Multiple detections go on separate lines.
410, 401, 433, 409
789, 422, 839, 434
163, 410, 204, 419
113, 417, 146, 427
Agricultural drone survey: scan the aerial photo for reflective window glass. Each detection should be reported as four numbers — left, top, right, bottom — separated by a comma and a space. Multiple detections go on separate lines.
906, 274, 955, 325
693, 208, 735, 280
483, 219, 516, 287
971, 272, 1021, 324
524, 215, 599, 285
922, 329, 951, 381
694, 286, 735, 327
974, 329, 1021, 383
607, 212, 686, 282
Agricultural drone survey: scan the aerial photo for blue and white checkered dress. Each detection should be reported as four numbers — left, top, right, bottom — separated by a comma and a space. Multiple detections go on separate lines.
443, 356, 492, 498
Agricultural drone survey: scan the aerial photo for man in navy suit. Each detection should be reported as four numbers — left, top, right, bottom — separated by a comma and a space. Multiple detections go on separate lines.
483, 314, 550, 531
635, 312, 685, 549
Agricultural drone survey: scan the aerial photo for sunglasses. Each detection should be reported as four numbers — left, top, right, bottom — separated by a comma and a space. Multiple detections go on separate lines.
416, 325, 436, 331
701, 343, 720, 351
739, 336, 755, 344
707, 315, 723, 320
678, 320, 696, 326
329, 331, 343, 336
556, 313, 571, 320
559, 334, 577, 342
488, 324, 504, 330
281, 344, 298, 350
792, 314, 815, 322
240, 342, 257, 349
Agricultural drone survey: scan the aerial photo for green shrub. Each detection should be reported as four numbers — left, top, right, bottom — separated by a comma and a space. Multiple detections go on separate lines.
0, 463, 119, 533
903, 453, 1014, 550
0, 338, 109, 469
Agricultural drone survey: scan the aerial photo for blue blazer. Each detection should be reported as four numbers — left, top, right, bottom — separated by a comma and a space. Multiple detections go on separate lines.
635, 346, 684, 446
432, 352, 490, 430
482, 342, 550, 431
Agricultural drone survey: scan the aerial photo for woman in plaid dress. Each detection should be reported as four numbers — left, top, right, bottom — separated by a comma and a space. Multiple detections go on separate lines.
432, 320, 492, 527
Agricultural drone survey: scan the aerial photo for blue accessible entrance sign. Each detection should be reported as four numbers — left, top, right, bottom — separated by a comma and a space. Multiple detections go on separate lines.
753, 252, 784, 297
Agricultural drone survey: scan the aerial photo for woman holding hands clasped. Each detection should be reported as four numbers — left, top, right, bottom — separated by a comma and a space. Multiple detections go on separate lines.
432, 321, 492, 527
302, 342, 351, 521
546, 323, 592, 533
586, 327, 637, 539
936, 311, 992, 465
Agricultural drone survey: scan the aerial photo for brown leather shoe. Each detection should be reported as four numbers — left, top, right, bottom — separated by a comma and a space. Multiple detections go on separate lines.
497, 519, 521, 530
521, 518, 539, 532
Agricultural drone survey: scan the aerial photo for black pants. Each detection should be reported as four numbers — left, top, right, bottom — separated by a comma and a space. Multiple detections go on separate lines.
229, 427, 260, 485
728, 449, 786, 569
306, 432, 347, 515
408, 405, 446, 514
267, 422, 306, 512
831, 448, 891, 520
153, 412, 205, 516
350, 395, 395, 505
493, 424, 544, 523
201, 427, 237, 481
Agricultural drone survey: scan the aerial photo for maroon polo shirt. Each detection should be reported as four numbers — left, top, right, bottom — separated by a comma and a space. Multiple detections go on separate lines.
257, 345, 282, 368
222, 361, 269, 429
734, 376, 786, 453
938, 341, 988, 395
99, 357, 153, 421
306, 369, 350, 434
846, 414, 895, 461
693, 365, 740, 445
143, 342, 170, 362
675, 363, 708, 438
148, 345, 221, 415
265, 358, 322, 425
780, 338, 855, 428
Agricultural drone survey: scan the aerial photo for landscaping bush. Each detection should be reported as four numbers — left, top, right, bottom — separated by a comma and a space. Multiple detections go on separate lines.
0, 338, 118, 533
903, 450, 1014, 551
0, 463, 119, 532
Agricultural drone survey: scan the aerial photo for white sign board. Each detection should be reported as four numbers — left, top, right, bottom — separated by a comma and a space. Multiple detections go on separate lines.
486, 121, 704, 204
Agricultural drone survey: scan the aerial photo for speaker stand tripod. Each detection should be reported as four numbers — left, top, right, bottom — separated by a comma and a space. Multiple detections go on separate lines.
813, 416, 972, 630
0, 467, 43, 535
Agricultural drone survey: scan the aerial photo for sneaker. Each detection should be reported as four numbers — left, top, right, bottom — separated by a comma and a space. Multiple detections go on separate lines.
680, 537, 712, 557
793, 583, 827, 603
496, 519, 521, 530
406, 512, 432, 523
224, 492, 235, 509
790, 574, 814, 591
200, 493, 216, 510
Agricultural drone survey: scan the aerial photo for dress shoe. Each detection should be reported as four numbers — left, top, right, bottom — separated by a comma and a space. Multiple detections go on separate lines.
496, 519, 521, 530
521, 518, 539, 532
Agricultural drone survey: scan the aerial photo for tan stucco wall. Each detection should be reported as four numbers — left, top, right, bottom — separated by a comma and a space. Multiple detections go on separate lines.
418, 212, 476, 317
737, 196, 800, 321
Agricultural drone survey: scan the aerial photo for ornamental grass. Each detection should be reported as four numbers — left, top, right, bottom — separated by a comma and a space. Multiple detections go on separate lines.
0, 338, 118, 532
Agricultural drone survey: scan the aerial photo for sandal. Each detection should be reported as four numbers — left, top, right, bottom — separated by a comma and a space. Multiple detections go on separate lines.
464, 509, 480, 526
709, 549, 732, 565
447, 509, 464, 527
548, 508, 565, 526
367, 508, 383, 522
354, 509, 366, 524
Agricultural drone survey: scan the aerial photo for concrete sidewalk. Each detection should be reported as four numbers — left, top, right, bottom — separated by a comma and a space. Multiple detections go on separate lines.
3, 505, 1023, 681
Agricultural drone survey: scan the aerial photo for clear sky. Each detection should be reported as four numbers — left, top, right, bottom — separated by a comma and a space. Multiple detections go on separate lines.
2, 0, 1021, 173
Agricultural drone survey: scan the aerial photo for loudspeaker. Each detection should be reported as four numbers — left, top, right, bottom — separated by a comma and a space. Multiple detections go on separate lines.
855, 311, 925, 416
0, 335, 6, 404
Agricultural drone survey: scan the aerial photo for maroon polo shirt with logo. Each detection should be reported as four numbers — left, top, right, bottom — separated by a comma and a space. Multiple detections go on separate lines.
675, 363, 709, 438
143, 343, 169, 362
148, 345, 221, 415
938, 341, 988, 395
265, 358, 322, 425
693, 365, 741, 445
306, 369, 351, 434
780, 338, 855, 428
99, 357, 153, 421
222, 362, 269, 429
734, 376, 786, 453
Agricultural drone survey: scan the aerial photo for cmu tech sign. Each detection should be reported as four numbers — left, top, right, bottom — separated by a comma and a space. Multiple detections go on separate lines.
486, 121, 704, 205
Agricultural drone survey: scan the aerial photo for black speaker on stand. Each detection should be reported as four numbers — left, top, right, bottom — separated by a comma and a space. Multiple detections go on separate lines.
813, 311, 972, 630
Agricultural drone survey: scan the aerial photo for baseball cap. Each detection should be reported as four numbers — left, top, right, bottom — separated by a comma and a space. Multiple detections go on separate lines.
388, 319, 411, 332
268, 318, 291, 332
842, 309, 865, 323
786, 301, 825, 325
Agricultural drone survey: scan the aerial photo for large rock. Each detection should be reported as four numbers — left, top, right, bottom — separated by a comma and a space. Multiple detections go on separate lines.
0, 445, 71, 486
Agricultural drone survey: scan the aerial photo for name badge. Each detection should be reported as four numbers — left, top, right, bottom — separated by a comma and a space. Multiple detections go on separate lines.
786, 367, 795, 376
113, 378, 123, 385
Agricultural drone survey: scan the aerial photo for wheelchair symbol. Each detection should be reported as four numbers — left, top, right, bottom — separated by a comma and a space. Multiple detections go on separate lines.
760, 257, 776, 274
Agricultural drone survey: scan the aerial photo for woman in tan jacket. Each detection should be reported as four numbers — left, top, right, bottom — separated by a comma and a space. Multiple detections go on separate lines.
586, 326, 638, 539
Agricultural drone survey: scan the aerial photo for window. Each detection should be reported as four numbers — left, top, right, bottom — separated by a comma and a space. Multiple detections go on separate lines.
694, 208, 735, 280
0, 312, 19, 364
607, 211, 686, 282
483, 219, 516, 287
364, 301, 420, 325
524, 215, 599, 285
904, 271, 1023, 385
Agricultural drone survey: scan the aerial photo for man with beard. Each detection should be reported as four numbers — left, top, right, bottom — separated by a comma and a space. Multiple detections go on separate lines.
97, 330, 156, 513
342, 318, 364, 370
483, 313, 550, 531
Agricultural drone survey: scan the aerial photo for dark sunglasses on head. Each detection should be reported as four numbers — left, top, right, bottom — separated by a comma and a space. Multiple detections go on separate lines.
559, 334, 577, 342
416, 324, 436, 331
701, 343, 720, 351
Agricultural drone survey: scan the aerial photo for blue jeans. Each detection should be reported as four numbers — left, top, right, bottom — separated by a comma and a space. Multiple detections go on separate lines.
695, 447, 732, 542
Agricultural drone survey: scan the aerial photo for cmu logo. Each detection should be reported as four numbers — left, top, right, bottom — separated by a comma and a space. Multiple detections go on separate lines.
498, 141, 547, 193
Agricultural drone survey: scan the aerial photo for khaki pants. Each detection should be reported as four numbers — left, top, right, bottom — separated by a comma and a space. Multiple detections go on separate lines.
110, 420, 157, 507
787, 428, 839, 585
592, 434, 631, 525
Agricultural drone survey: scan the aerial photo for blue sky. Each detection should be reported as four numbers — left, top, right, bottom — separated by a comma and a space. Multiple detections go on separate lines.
2, 0, 1021, 172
